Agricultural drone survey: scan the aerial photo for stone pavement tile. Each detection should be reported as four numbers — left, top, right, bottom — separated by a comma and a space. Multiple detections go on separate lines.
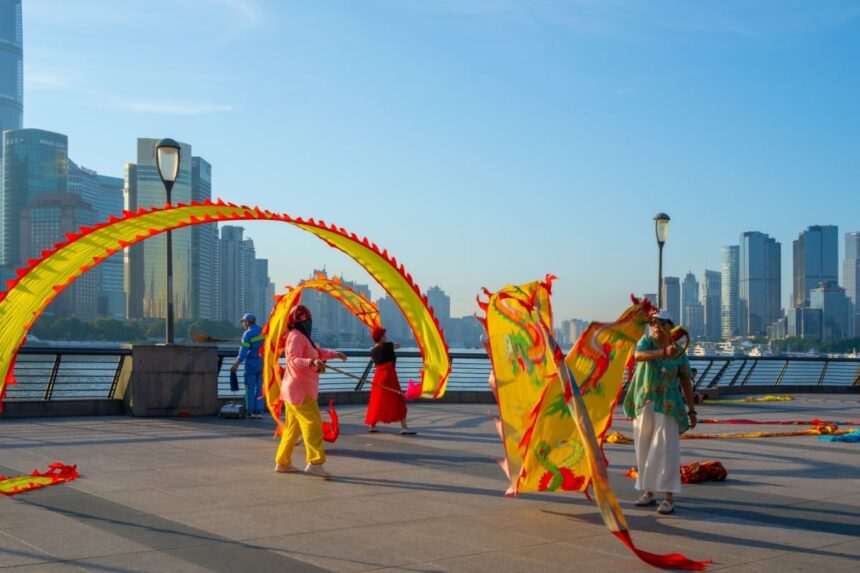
712, 547, 859, 573
0, 561, 83, 572
79, 543, 331, 573
0, 497, 65, 530
391, 511, 562, 551
0, 530, 54, 568
374, 540, 656, 573
1, 514, 152, 562
258, 521, 490, 572
76, 550, 227, 573
158, 503, 307, 541
620, 503, 859, 569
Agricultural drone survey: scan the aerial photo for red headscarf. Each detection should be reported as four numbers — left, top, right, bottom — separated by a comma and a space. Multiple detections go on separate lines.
371, 327, 387, 343
287, 304, 312, 328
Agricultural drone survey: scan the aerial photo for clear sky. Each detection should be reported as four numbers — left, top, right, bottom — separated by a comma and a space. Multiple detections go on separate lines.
22, 0, 860, 321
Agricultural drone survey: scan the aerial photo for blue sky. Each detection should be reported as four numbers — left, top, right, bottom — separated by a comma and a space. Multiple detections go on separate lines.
22, 0, 860, 321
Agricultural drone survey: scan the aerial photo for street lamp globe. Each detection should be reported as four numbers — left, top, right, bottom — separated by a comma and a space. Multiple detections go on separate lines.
654, 212, 670, 245
155, 138, 181, 197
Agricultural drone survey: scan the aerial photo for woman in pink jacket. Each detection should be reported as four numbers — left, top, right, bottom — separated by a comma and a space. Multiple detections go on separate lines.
274, 305, 347, 478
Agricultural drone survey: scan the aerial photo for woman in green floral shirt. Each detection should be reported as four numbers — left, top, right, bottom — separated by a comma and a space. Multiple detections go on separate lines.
623, 311, 697, 515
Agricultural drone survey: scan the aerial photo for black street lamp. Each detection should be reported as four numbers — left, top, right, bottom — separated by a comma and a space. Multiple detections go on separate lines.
156, 138, 181, 344
654, 212, 670, 308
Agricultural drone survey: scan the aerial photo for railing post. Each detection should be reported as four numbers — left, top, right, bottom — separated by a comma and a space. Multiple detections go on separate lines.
696, 360, 715, 389
108, 355, 125, 398
774, 360, 790, 386
817, 360, 829, 386
740, 359, 758, 386
44, 353, 62, 400
708, 360, 732, 388
354, 358, 374, 391
729, 359, 748, 387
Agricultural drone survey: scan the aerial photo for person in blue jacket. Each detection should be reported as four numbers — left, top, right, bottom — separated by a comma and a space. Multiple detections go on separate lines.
230, 313, 266, 418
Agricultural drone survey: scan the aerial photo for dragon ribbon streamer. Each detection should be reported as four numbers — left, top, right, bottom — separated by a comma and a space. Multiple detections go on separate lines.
479, 277, 710, 570
0, 200, 450, 412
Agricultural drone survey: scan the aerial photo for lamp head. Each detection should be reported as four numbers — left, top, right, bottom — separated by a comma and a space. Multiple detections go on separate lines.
653, 212, 671, 245
155, 138, 181, 185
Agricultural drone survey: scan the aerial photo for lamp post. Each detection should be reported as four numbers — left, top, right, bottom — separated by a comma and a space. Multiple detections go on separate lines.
156, 138, 181, 344
654, 212, 670, 309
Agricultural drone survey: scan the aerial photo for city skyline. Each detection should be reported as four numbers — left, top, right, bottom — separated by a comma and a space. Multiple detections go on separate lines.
14, 0, 860, 322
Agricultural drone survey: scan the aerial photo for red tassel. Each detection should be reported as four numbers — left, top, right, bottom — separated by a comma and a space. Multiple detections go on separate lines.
613, 530, 711, 571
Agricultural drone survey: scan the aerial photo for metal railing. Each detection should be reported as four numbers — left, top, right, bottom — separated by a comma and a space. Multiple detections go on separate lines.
4, 346, 859, 404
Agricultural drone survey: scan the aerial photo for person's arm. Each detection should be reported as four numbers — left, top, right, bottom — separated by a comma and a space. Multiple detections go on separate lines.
392, 343, 401, 350
231, 331, 251, 372
678, 363, 697, 429
286, 334, 315, 370
633, 336, 677, 362
317, 347, 347, 361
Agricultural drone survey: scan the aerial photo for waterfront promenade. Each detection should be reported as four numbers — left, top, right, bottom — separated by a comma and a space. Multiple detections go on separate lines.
1, 395, 858, 572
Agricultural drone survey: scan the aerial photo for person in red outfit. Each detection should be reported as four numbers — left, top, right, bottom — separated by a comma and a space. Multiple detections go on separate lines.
365, 327, 416, 435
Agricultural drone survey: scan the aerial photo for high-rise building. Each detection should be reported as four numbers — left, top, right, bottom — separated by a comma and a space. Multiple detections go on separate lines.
2, 129, 68, 268
191, 157, 215, 319
739, 232, 781, 337
810, 284, 851, 340
377, 294, 412, 344
218, 225, 247, 324
302, 270, 372, 346
96, 174, 125, 318
0, 0, 23, 135
20, 192, 98, 318
702, 270, 721, 340
123, 164, 143, 318
214, 225, 273, 326
792, 225, 838, 308
661, 276, 680, 324
721, 245, 740, 339
124, 138, 193, 319
681, 272, 704, 337
844, 232, 860, 337
426, 286, 451, 323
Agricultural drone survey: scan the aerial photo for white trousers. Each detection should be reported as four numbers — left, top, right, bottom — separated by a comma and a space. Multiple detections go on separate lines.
633, 402, 681, 494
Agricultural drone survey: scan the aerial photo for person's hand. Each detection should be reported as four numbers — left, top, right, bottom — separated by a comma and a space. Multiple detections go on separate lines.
663, 343, 677, 358
688, 410, 698, 429
334, 352, 347, 361
311, 359, 326, 373
229, 362, 239, 373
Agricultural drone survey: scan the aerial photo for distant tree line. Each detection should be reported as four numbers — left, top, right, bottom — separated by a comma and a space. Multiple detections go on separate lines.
771, 337, 860, 354
30, 316, 244, 343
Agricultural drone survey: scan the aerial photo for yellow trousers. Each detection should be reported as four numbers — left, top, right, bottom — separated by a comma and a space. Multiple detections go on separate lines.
275, 396, 326, 466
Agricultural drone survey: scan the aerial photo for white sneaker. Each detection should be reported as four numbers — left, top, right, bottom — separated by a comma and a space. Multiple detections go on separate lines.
274, 463, 298, 473
304, 463, 331, 478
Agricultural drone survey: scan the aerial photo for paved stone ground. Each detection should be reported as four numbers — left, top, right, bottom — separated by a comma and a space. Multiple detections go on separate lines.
1, 395, 858, 572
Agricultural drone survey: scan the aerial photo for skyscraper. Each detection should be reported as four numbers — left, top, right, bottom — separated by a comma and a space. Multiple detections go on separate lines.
426, 286, 451, 323
702, 270, 721, 341
218, 225, 247, 324
739, 232, 781, 337
377, 294, 412, 344
721, 245, 740, 339
681, 272, 704, 337
792, 225, 838, 308
810, 284, 850, 340
661, 276, 680, 324
191, 157, 215, 319
20, 192, 97, 318
124, 138, 192, 319
844, 232, 860, 337
0, 0, 23, 134
96, 174, 125, 318
2, 129, 69, 268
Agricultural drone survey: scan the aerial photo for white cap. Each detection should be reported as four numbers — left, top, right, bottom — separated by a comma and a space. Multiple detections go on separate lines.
655, 310, 674, 322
